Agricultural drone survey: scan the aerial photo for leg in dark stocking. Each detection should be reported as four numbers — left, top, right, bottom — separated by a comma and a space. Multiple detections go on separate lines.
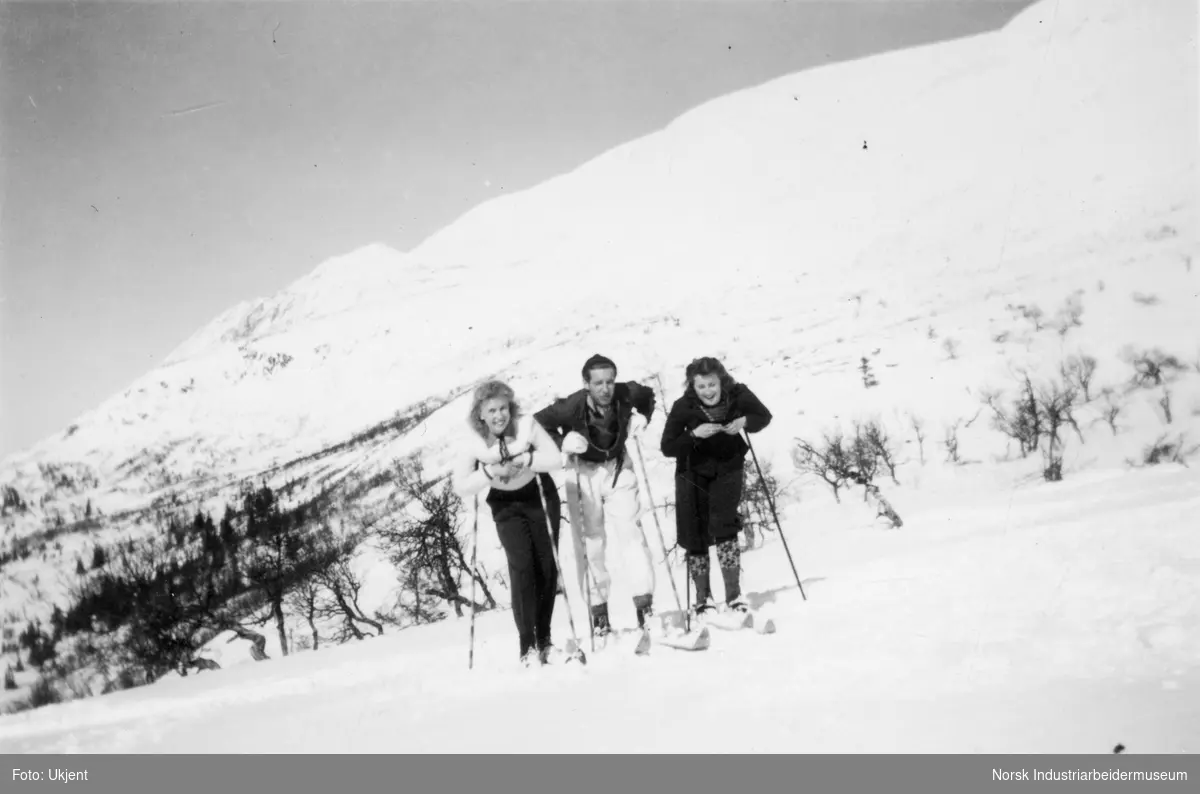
716, 537, 746, 610
686, 550, 713, 613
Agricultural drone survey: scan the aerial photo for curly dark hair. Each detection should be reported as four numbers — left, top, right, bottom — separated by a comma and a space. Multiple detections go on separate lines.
467, 380, 521, 440
682, 357, 738, 400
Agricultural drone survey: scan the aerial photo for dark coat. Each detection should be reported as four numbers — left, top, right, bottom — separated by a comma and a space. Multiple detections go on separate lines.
659, 383, 772, 476
659, 382, 772, 552
533, 381, 656, 483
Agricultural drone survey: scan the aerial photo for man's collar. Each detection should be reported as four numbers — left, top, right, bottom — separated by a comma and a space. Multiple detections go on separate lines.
586, 393, 614, 415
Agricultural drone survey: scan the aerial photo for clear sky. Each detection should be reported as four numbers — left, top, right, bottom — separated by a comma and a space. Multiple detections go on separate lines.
0, 0, 1031, 458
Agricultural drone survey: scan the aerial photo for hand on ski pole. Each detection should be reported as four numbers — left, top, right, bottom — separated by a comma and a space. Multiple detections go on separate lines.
691, 422, 723, 439
626, 412, 648, 438
720, 417, 747, 435
486, 458, 523, 484
562, 431, 589, 455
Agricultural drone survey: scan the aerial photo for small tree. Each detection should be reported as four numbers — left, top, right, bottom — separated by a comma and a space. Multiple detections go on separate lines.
1140, 434, 1198, 466
242, 485, 309, 657
19, 621, 56, 669
983, 374, 1043, 458
286, 575, 323, 652
1127, 349, 1185, 388
908, 414, 927, 465
91, 545, 107, 570
859, 357, 878, 388
377, 455, 497, 619
792, 431, 855, 504
943, 421, 964, 464
985, 371, 1081, 480
219, 505, 241, 596
1159, 388, 1173, 424
1060, 354, 1097, 401
793, 421, 903, 527
1099, 388, 1123, 435
313, 545, 385, 642
22, 676, 62, 709
1037, 381, 1082, 481
854, 421, 899, 487
740, 457, 787, 549
50, 605, 65, 643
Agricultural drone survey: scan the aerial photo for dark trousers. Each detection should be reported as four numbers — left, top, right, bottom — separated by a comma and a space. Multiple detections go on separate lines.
487, 473, 561, 657
674, 465, 743, 554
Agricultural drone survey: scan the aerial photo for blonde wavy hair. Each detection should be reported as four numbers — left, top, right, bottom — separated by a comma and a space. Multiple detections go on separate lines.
467, 379, 522, 440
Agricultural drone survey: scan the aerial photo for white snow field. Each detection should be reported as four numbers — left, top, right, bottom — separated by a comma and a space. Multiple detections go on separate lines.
2, 464, 1200, 753
1, 0, 1197, 753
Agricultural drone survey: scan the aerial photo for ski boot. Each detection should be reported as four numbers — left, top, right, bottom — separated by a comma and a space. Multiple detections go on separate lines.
633, 593, 655, 630
591, 603, 612, 648
538, 641, 566, 665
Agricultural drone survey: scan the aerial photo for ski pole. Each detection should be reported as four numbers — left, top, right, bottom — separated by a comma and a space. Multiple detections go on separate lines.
630, 437, 683, 614
535, 474, 587, 663
685, 559, 691, 634
469, 494, 479, 670
742, 431, 806, 601
572, 462, 596, 654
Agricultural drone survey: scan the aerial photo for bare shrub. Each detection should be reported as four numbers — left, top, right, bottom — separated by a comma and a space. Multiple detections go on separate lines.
859, 357, 878, 388
1006, 302, 1044, 331
984, 371, 1082, 480
984, 374, 1042, 457
1038, 381, 1083, 482
854, 421, 899, 486
793, 421, 902, 527
313, 551, 385, 643
1139, 434, 1199, 466
943, 421, 963, 464
1127, 349, 1186, 388
24, 676, 62, 709
376, 454, 497, 621
1098, 388, 1123, 435
792, 432, 855, 504
1053, 292, 1085, 336
740, 457, 788, 550
1060, 354, 1097, 401
286, 575, 324, 651
1159, 388, 1173, 424
909, 413, 926, 466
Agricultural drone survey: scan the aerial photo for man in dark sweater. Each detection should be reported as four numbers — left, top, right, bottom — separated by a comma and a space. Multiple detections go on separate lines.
534, 354, 658, 637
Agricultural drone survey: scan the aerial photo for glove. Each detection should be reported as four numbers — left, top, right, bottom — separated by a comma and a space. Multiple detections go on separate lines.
562, 431, 589, 455
626, 412, 648, 438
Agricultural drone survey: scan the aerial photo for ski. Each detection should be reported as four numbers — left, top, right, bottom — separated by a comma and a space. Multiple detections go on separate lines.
591, 627, 652, 656
655, 625, 711, 652
571, 626, 708, 655
560, 639, 588, 663
701, 609, 777, 635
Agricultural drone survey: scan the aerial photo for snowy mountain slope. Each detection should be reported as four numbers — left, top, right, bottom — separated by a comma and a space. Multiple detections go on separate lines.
2, 0, 1197, 646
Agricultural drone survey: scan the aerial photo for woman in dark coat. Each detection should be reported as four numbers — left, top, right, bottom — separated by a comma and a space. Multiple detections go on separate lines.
659, 357, 772, 615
